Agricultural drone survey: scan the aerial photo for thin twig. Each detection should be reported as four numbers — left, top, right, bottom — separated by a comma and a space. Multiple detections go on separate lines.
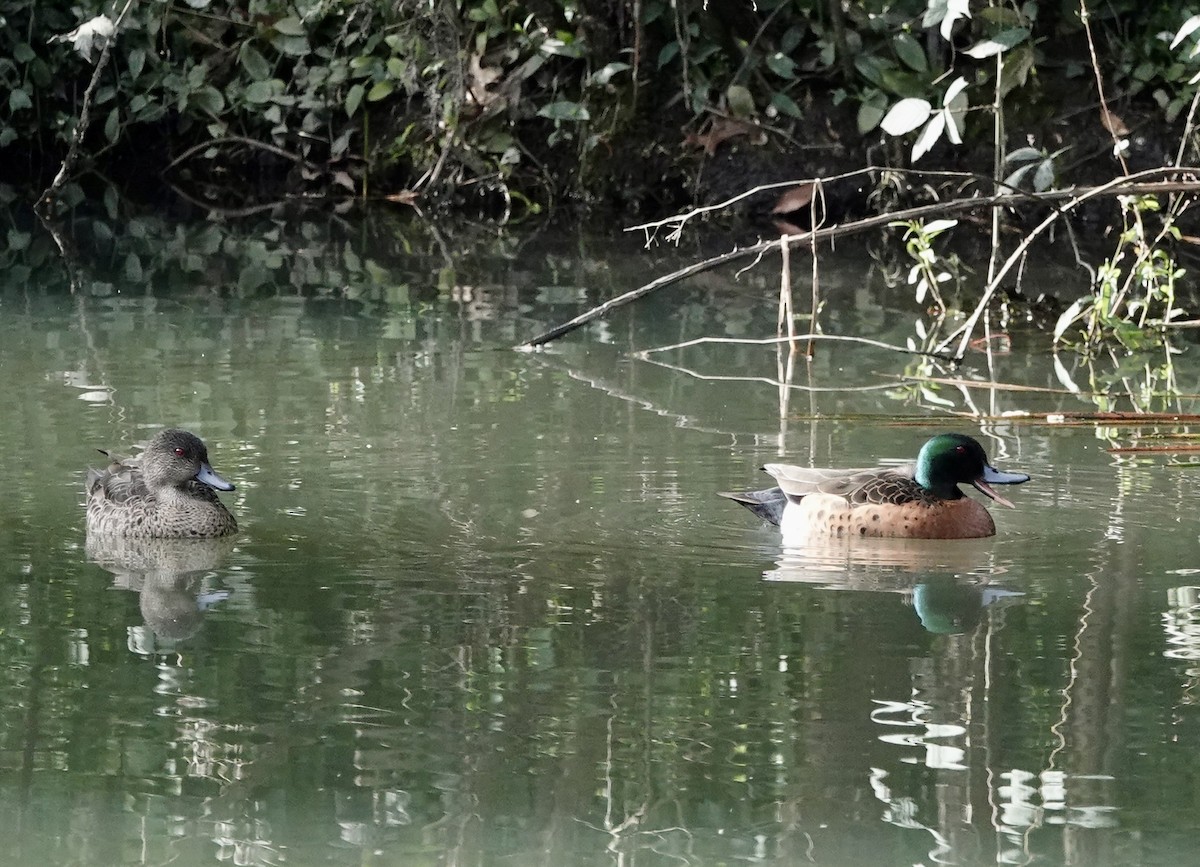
162, 134, 307, 175
778, 234, 795, 348
36, 0, 138, 215
806, 180, 826, 359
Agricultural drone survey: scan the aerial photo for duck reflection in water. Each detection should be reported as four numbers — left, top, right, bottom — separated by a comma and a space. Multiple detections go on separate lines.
762, 538, 1024, 636
909, 575, 1024, 635
86, 535, 235, 646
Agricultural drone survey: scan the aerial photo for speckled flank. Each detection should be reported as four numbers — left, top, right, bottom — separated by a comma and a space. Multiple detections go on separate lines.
781, 493, 997, 540
85, 429, 238, 539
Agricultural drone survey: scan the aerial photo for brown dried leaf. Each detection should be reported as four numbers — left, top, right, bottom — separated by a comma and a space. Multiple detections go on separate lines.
682, 117, 759, 156
770, 182, 815, 215
1100, 107, 1129, 136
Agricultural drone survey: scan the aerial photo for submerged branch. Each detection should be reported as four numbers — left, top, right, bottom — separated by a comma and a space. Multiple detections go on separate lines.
519, 167, 1200, 350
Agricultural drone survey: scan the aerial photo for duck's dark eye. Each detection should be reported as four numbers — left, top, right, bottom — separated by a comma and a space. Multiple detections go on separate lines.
174, 447, 186, 457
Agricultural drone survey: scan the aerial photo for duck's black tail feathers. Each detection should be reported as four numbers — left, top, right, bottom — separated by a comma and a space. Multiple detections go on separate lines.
718, 487, 787, 526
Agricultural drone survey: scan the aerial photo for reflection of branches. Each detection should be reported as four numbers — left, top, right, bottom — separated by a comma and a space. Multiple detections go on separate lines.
637, 352, 902, 394
635, 334, 950, 360
165, 182, 297, 219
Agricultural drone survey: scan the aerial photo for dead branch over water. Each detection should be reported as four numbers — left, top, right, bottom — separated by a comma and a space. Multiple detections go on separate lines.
517, 166, 1200, 353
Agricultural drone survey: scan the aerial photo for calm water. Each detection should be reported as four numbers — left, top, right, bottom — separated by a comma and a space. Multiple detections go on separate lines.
3, 211, 1200, 866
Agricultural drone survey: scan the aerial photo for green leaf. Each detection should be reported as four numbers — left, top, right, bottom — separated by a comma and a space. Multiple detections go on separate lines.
1033, 158, 1055, 191
893, 33, 927, 72
7, 229, 31, 251
770, 92, 803, 119
880, 97, 931, 135
911, 111, 945, 161
857, 101, 885, 133
725, 84, 755, 118
590, 61, 630, 86
1053, 296, 1091, 342
8, 88, 31, 112
272, 35, 310, 57
124, 253, 143, 282
540, 37, 585, 58
127, 46, 145, 79
13, 43, 34, 63
273, 17, 305, 36
0, 127, 16, 148
240, 45, 271, 79
104, 107, 119, 142
193, 85, 224, 113
781, 24, 805, 55
999, 42, 1035, 97
1171, 14, 1200, 49
1131, 61, 1156, 83
346, 83, 365, 117
245, 80, 274, 103
1005, 146, 1043, 163
765, 51, 797, 79
964, 27, 1029, 59
537, 100, 590, 121
657, 42, 680, 69
186, 63, 206, 88
854, 55, 888, 88
367, 80, 394, 101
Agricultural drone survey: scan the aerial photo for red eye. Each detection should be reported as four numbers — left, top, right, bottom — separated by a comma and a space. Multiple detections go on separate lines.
175, 448, 185, 457
956, 445, 966, 453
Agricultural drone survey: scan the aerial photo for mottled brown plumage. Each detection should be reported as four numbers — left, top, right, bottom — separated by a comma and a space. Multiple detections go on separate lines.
85, 428, 238, 538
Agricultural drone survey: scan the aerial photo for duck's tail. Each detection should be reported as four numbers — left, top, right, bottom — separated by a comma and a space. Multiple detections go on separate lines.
717, 487, 787, 526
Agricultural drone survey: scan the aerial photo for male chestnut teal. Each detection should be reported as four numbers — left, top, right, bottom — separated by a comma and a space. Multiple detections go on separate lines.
721, 433, 1030, 540
86, 428, 238, 538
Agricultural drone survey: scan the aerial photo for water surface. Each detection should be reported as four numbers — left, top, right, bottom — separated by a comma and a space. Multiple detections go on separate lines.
2, 213, 1200, 866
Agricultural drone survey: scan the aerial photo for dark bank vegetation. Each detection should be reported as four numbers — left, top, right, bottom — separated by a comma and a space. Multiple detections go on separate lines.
9, 0, 1200, 360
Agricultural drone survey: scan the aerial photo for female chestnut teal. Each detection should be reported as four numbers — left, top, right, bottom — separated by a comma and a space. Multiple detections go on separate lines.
86, 428, 238, 538
721, 433, 1030, 540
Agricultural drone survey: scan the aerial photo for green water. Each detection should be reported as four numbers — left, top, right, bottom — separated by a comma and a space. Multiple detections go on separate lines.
2, 214, 1200, 866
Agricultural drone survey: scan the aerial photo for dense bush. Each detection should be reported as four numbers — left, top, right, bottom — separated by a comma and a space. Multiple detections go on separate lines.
0, 0, 1195, 212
